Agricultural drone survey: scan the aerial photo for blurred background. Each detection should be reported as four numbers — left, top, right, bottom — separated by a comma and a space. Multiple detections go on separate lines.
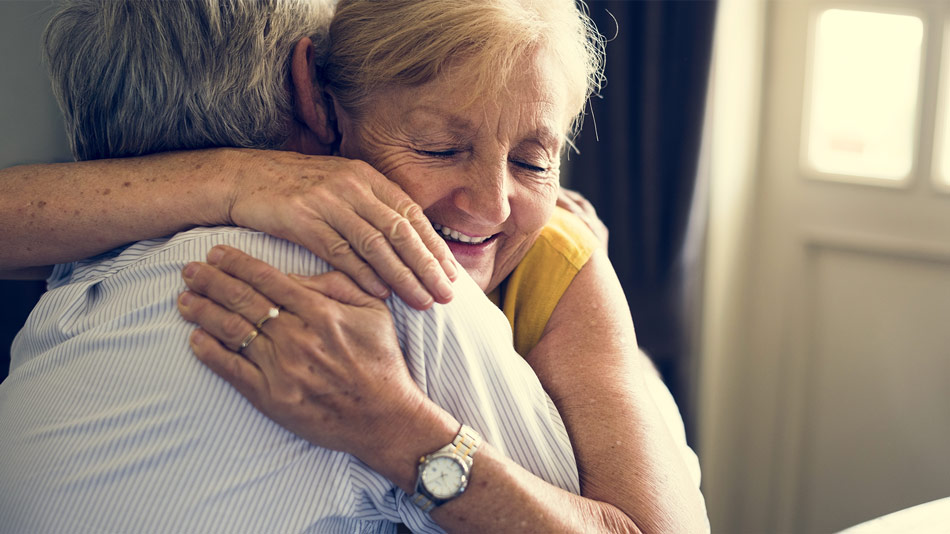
2, 0, 949, 532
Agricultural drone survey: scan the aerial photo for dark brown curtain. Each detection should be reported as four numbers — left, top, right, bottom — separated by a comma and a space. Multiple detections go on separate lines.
566, 0, 717, 435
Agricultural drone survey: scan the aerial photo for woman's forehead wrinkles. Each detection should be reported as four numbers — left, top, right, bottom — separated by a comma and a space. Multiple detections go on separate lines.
405, 106, 476, 132
403, 104, 562, 149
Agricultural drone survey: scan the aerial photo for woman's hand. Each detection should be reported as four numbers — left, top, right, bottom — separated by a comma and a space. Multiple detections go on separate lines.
557, 187, 609, 250
0, 149, 457, 307
225, 150, 458, 309
176, 245, 438, 476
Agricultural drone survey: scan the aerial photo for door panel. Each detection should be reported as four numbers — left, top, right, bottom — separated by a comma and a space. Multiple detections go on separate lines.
709, 0, 950, 532
799, 243, 950, 532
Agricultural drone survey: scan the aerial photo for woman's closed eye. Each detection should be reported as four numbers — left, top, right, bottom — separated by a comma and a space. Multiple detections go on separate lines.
416, 148, 459, 159
511, 159, 550, 174
414, 148, 551, 174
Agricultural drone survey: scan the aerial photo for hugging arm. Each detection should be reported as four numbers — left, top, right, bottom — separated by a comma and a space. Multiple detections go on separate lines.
517, 249, 709, 532
180, 246, 709, 534
0, 149, 455, 309
426, 249, 708, 533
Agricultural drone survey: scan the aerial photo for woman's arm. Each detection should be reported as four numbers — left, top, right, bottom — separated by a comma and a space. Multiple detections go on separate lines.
429, 249, 707, 533
516, 249, 709, 532
178, 246, 708, 533
0, 148, 456, 309
0, 152, 225, 278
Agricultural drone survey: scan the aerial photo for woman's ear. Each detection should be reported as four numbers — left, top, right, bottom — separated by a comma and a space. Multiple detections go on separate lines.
290, 37, 336, 146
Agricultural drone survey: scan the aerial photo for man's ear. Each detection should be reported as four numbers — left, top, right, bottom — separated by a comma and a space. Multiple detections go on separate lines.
290, 37, 336, 145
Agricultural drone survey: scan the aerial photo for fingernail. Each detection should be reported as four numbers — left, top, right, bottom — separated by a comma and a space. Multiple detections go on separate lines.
182, 262, 199, 280
435, 277, 454, 302
179, 291, 194, 307
441, 258, 459, 281
190, 329, 206, 345
413, 287, 434, 309
207, 247, 224, 264
371, 281, 390, 299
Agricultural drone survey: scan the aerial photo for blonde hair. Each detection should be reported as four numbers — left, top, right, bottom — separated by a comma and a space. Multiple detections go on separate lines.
322, 0, 605, 144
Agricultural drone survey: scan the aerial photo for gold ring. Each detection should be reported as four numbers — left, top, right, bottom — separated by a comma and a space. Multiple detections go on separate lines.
238, 329, 259, 352
254, 306, 280, 330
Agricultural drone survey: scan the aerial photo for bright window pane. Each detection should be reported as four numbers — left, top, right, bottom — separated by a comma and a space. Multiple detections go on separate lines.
805, 9, 923, 181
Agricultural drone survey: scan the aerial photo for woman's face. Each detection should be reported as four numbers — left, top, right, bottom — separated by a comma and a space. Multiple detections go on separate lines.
334, 50, 572, 292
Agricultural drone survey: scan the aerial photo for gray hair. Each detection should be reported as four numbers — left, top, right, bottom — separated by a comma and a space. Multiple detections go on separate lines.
44, 0, 334, 161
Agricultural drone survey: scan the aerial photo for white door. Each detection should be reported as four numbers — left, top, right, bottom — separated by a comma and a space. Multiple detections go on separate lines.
702, 0, 950, 532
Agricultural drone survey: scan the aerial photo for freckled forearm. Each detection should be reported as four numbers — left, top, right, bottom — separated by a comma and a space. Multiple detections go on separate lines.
428, 442, 645, 534
521, 253, 710, 533
0, 151, 235, 271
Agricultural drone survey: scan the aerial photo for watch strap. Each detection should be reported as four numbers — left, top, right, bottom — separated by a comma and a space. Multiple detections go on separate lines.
410, 488, 440, 512
449, 424, 481, 464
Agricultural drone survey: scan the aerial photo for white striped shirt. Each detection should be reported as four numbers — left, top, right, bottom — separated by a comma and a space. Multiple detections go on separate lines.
0, 226, 579, 533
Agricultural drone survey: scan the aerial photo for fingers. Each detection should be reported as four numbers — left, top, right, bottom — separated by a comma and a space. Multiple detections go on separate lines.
180, 299, 268, 403
178, 282, 300, 384
368, 177, 459, 282
289, 271, 382, 309
227, 153, 457, 310
189, 329, 265, 391
557, 188, 593, 217
343, 189, 457, 309
323, 207, 442, 310
315, 226, 393, 301
178, 288, 267, 353
395, 201, 460, 291
557, 187, 610, 249
193, 246, 319, 320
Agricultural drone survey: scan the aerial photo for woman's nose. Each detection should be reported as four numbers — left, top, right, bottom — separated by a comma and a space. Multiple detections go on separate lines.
454, 162, 512, 226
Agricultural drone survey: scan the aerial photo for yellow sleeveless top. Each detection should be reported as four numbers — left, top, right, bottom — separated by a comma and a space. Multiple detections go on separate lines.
487, 207, 599, 357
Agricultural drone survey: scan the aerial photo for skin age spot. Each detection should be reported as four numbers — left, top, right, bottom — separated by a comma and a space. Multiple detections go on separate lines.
37, 200, 47, 208
102, 188, 111, 195
123, 181, 132, 187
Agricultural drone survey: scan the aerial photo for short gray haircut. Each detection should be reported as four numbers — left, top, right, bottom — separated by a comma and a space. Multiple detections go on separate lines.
44, 0, 334, 161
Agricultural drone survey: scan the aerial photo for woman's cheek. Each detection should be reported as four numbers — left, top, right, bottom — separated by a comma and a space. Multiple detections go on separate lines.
521, 181, 559, 232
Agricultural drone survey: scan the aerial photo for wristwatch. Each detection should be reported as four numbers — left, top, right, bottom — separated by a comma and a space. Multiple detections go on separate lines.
410, 424, 481, 512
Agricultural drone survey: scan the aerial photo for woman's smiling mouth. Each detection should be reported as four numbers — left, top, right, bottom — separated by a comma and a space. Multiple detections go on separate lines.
432, 222, 495, 245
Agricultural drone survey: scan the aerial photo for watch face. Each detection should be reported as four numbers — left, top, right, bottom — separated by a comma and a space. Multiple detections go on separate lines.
421, 455, 466, 499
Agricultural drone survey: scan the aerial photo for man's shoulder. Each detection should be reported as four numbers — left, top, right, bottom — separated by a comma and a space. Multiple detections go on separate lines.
390, 272, 509, 334
62, 226, 331, 286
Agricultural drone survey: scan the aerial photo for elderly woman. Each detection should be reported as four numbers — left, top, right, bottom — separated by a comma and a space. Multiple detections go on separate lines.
1, 0, 707, 532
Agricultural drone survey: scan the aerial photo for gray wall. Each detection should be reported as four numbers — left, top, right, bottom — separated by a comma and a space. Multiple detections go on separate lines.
1, 0, 72, 166
1, 0, 72, 377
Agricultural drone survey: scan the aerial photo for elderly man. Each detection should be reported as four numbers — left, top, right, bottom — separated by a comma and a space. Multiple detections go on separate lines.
0, 1, 578, 532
